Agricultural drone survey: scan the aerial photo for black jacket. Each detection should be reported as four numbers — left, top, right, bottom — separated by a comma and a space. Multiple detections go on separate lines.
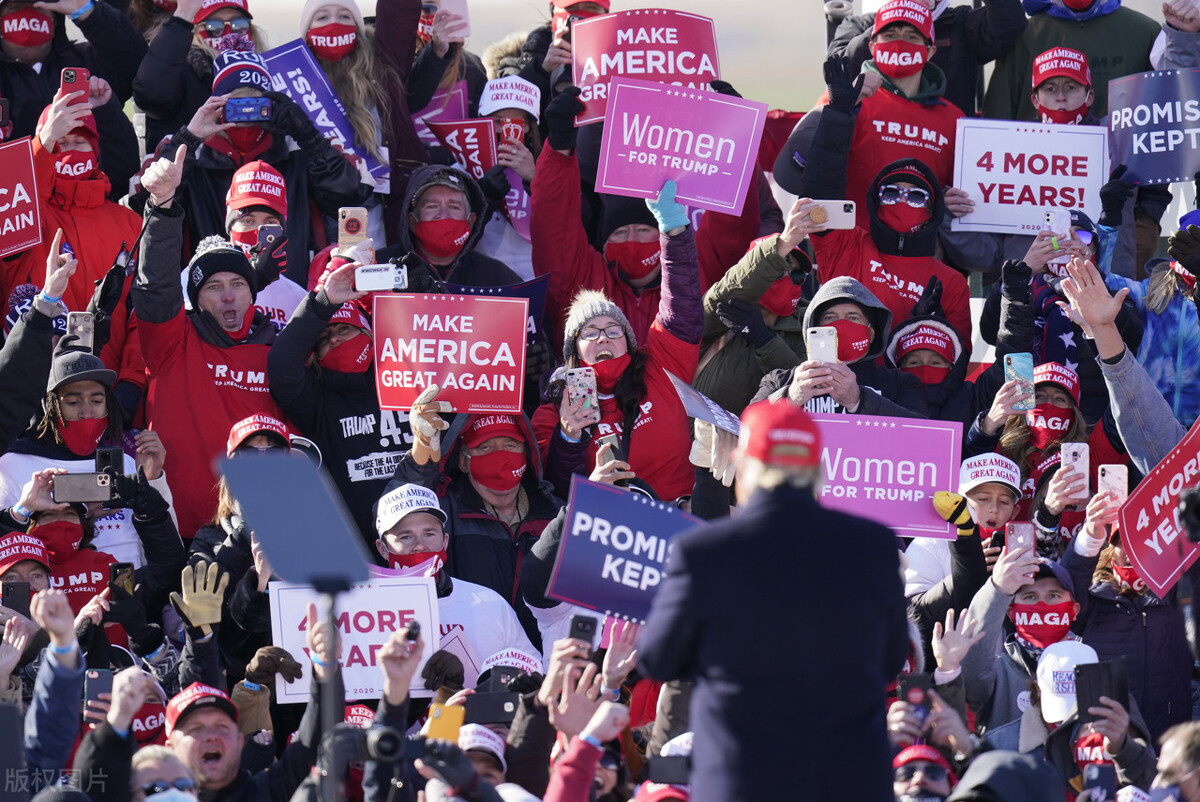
132, 15, 214, 153
0, 304, 56, 454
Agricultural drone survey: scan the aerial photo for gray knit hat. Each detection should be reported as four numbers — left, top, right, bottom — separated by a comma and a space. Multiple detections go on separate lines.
562, 289, 637, 363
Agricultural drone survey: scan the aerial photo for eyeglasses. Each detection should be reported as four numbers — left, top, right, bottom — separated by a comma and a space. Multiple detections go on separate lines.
234, 444, 288, 457
879, 185, 930, 208
142, 778, 197, 796
198, 17, 251, 37
577, 325, 625, 342
1074, 230, 1094, 246
894, 763, 949, 783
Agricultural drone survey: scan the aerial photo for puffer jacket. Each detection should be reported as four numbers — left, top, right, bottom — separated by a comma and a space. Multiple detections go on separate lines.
132, 16, 220, 154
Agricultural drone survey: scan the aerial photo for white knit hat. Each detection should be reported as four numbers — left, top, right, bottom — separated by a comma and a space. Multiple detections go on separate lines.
562, 289, 637, 363
299, 0, 366, 34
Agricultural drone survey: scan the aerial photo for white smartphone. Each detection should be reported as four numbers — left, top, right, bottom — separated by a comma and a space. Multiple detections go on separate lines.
806, 200, 857, 230
807, 326, 838, 364
1097, 464, 1128, 504
1060, 442, 1090, 498
1043, 209, 1071, 238
66, 311, 94, 352
354, 263, 408, 292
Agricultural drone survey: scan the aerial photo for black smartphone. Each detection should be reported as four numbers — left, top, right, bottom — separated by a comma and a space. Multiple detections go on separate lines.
596, 433, 623, 463
84, 668, 113, 709
464, 692, 520, 725
109, 562, 134, 597
1, 581, 30, 619
897, 672, 932, 725
257, 224, 284, 250
569, 615, 598, 655
646, 756, 691, 785
1082, 763, 1116, 798
95, 446, 123, 476
1075, 658, 1130, 724
487, 665, 520, 692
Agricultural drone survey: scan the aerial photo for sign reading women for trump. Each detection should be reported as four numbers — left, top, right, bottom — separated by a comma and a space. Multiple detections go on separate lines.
951, 118, 1108, 234
548, 477, 702, 624
596, 78, 766, 214
1109, 69, 1200, 184
0, 138, 39, 258
811, 415, 962, 539
571, 9, 720, 125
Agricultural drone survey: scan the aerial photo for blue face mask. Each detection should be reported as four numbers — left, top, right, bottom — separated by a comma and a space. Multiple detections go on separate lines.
1148, 787, 1182, 802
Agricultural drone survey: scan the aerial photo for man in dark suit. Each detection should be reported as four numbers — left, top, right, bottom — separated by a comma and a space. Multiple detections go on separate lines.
638, 399, 909, 802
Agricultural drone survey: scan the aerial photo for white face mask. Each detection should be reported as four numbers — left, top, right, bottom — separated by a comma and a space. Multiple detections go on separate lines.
145, 790, 198, 802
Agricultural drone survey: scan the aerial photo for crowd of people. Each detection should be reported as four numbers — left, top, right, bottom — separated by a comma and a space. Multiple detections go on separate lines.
3, 0, 1200, 799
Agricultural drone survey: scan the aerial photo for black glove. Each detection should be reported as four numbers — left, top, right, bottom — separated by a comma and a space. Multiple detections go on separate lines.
478, 164, 511, 203
250, 232, 289, 286
525, 338, 553, 384
545, 86, 585, 152
86, 259, 128, 356
910, 275, 944, 318
1000, 259, 1032, 304
824, 55, 865, 114
1168, 225, 1200, 277
103, 582, 148, 635
1099, 164, 1135, 228
716, 299, 773, 349
261, 92, 323, 151
110, 467, 170, 520
422, 649, 465, 692
420, 740, 480, 795
397, 253, 442, 294
709, 80, 742, 98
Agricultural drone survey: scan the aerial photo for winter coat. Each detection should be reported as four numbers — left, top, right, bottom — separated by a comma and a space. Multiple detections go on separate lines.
1096, 346, 1187, 475
638, 484, 909, 802
751, 276, 931, 418
883, 312, 990, 426
904, 529, 990, 670
829, 0, 1027, 116
132, 203, 282, 542
0, 302, 56, 455
23, 645, 85, 791
132, 16, 218, 154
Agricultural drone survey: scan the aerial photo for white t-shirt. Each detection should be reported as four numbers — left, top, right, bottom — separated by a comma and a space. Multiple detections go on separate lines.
904, 537, 952, 598
437, 577, 538, 688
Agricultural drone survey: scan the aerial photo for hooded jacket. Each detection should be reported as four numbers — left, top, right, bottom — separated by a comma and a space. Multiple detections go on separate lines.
885, 308, 995, 426
751, 277, 930, 418
132, 15, 222, 155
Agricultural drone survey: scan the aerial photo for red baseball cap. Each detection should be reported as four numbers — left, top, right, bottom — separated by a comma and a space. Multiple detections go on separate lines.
194, 0, 251, 23
1034, 361, 1081, 406
165, 682, 238, 735
462, 415, 523, 449
0, 533, 50, 576
894, 322, 956, 364
633, 782, 688, 802
738, 400, 821, 468
226, 414, 290, 456
226, 160, 287, 219
1032, 47, 1091, 89
894, 744, 956, 783
873, 0, 934, 42
329, 303, 372, 336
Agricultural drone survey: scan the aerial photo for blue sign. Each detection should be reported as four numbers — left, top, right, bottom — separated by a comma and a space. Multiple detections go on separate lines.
444, 275, 550, 346
1109, 69, 1200, 185
547, 476, 702, 623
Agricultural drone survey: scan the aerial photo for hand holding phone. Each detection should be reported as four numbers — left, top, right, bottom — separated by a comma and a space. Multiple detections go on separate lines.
1004, 353, 1035, 411
427, 701, 465, 741
807, 326, 838, 364
1005, 521, 1035, 552
60, 67, 90, 106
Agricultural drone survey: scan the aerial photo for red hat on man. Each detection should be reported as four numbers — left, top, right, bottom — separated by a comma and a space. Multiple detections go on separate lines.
1032, 47, 1091, 89
894, 744, 956, 784
1033, 361, 1081, 406
226, 414, 290, 457
872, 0, 934, 42
462, 415, 524, 448
166, 682, 239, 735
0, 533, 51, 576
738, 400, 821, 468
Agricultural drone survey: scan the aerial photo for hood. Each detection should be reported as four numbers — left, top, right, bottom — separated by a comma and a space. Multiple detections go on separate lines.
432, 409, 546, 491
868, 157, 946, 257
862, 58, 949, 103
801, 276, 892, 361
1023, 0, 1121, 22
884, 312, 969, 412
394, 164, 491, 278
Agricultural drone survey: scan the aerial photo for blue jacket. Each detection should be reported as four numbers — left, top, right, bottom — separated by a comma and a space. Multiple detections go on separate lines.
24, 645, 85, 792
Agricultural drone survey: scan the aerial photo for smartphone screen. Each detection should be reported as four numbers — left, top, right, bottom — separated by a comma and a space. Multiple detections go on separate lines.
109, 563, 134, 597
1004, 352, 1035, 411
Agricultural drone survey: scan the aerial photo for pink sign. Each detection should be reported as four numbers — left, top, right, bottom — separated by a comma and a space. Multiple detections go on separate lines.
427, 119, 498, 182
503, 168, 531, 242
413, 82, 468, 148
596, 78, 766, 215
571, 9, 720, 126
1118, 420, 1200, 598
811, 414, 963, 539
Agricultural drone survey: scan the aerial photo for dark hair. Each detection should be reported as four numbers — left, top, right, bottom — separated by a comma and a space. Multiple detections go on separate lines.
30, 503, 96, 549
34, 385, 124, 451
551, 350, 650, 430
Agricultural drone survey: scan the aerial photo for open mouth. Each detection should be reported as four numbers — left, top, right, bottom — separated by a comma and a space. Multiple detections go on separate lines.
202, 750, 223, 766
595, 349, 614, 360
221, 308, 240, 325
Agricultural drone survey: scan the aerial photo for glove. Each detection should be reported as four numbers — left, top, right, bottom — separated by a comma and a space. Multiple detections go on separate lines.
398, 253, 440, 294
409, 384, 451, 465
419, 740, 479, 794
933, 491, 976, 537
86, 260, 127, 356
646, 179, 688, 232
715, 299, 773, 349
688, 420, 736, 487
262, 92, 323, 151
1099, 164, 1135, 228
110, 467, 170, 520
709, 80, 742, 98
245, 645, 304, 685
421, 648, 465, 692
824, 55, 865, 114
909, 275, 944, 319
169, 560, 229, 637
331, 237, 375, 266
545, 86, 585, 152
1168, 225, 1200, 277
1000, 258, 1032, 304
525, 338, 553, 386
250, 232, 289, 286
478, 164, 511, 203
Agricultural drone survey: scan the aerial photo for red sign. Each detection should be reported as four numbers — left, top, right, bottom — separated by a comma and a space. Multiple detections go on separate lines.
427, 119, 498, 182
1118, 420, 1200, 597
0, 138, 41, 259
571, 9, 720, 126
372, 294, 529, 413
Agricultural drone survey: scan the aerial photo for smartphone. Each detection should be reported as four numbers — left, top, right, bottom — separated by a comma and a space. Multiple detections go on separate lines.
50, 472, 112, 504
427, 701, 465, 741
84, 668, 113, 710
109, 562, 134, 597
355, 263, 408, 292
95, 446, 123, 476
1, 581, 30, 619
897, 672, 932, 725
486, 665, 520, 693
60, 67, 90, 106
223, 96, 272, 124
1005, 521, 1035, 552
256, 224, 284, 251
646, 756, 691, 785
596, 433, 624, 465
569, 614, 598, 654
807, 326, 839, 364
464, 692, 520, 725
338, 207, 370, 251
1060, 442, 1090, 498
1076, 658, 1129, 724
1044, 209, 1072, 239
565, 367, 598, 413
1004, 352, 1036, 411
1098, 464, 1129, 504
806, 200, 857, 230
66, 311, 94, 353
1083, 763, 1117, 799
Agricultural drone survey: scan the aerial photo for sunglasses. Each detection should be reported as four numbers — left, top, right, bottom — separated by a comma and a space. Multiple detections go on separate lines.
1074, 230, 1093, 245
198, 17, 251, 37
577, 325, 625, 342
142, 778, 197, 796
878, 185, 930, 208
894, 763, 949, 783
234, 444, 289, 457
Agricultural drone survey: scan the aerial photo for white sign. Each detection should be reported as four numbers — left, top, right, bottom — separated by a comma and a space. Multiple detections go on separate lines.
950, 118, 1109, 234
268, 577, 440, 703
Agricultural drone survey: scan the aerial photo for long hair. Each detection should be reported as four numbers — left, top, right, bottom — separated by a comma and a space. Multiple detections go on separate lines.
128, 0, 172, 39
997, 395, 1087, 469
33, 386, 124, 450
1146, 262, 1194, 316
214, 476, 238, 524
319, 24, 395, 163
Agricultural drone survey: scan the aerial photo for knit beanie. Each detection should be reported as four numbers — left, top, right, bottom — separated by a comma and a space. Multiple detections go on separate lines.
561, 289, 637, 363
212, 51, 272, 96
598, 193, 659, 246
299, 0, 365, 34
186, 236, 258, 308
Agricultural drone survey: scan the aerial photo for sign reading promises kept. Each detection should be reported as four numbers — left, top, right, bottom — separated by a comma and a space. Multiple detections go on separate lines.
1108, 69, 1200, 184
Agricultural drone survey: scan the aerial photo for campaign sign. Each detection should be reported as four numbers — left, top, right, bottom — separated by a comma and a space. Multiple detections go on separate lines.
427, 119, 498, 182
597, 78, 766, 214
812, 414, 962, 539
373, 294, 528, 412
263, 40, 390, 192
1118, 419, 1200, 597
664, 370, 740, 435
548, 476, 702, 624
1109, 69, 1200, 184
951, 118, 1108, 234
571, 9, 720, 125
268, 576, 439, 702
504, 169, 532, 242
0, 138, 40, 258
443, 275, 550, 346
414, 82, 468, 148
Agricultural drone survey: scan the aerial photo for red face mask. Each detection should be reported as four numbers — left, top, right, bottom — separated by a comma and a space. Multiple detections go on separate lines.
33, 519, 84, 563
584, 353, 630, 393
871, 39, 927, 79
414, 219, 471, 261
54, 151, 97, 181
903, 364, 951, 385
307, 22, 357, 62
605, 240, 661, 281
1172, 260, 1198, 290
1026, 403, 1074, 449
759, 275, 804, 317
224, 306, 256, 341
469, 449, 527, 493
829, 319, 872, 363
1073, 730, 1112, 773
1112, 562, 1146, 593
1009, 600, 1075, 649
230, 228, 258, 256
877, 202, 931, 234
386, 548, 446, 576
1037, 103, 1089, 125
1061, 0, 1095, 10
60, 417, 107, 457
318, 331, 372, 373
226, 126, 266, 154
2, 8, 53, 49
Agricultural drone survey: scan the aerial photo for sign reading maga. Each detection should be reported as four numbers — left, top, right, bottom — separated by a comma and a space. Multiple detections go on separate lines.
372, 294, 528, 412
